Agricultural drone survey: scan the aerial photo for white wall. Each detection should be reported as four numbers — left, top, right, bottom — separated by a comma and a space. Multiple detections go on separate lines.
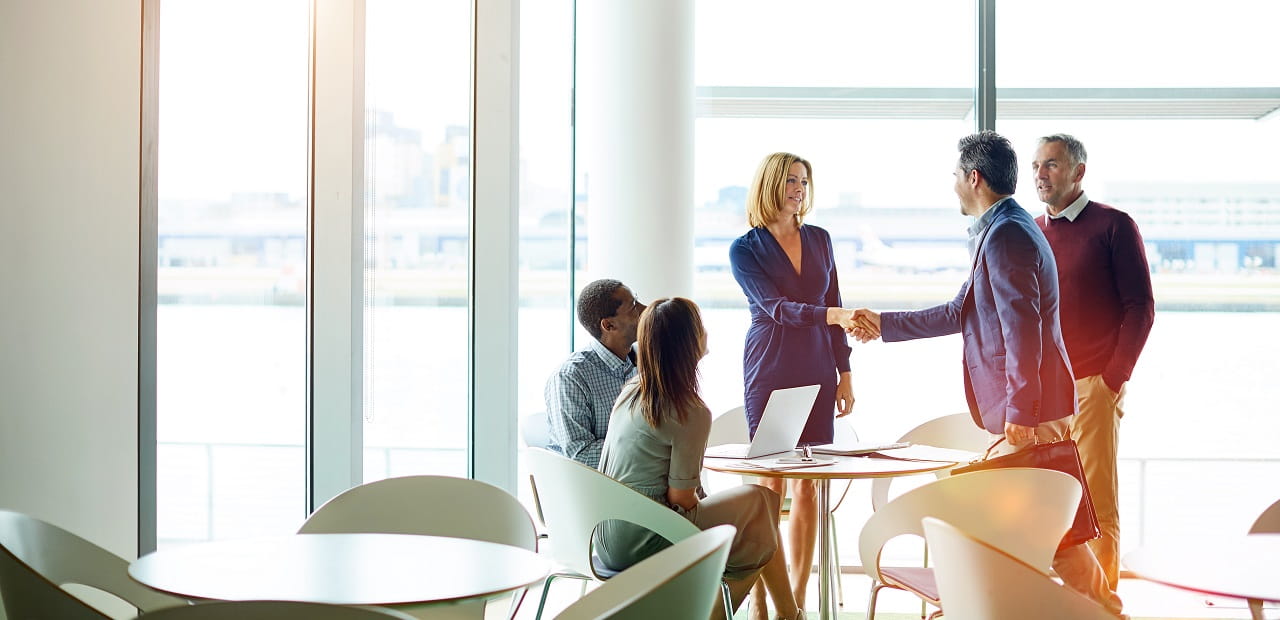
0, 0, 142, 574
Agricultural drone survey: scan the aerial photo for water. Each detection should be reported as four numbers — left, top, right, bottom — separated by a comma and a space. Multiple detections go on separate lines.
154, 304, 1280, 546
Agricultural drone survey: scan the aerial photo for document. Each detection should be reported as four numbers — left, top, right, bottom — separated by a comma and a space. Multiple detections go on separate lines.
872, 444, 980, 463
810, 440, 911, 456
737, 457, 834, 471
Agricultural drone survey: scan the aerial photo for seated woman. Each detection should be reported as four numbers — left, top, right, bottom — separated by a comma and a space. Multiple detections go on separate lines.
595, 297, 801, 620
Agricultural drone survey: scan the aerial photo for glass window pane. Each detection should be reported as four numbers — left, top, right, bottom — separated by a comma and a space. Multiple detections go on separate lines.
362, 0, 473, 481
999, 0, 1280, 87
519, 0, 574, 416
694, 1, 976, 435
156, 0, 309, 546
997, 1, 1280, 558
696, 0, 972, 88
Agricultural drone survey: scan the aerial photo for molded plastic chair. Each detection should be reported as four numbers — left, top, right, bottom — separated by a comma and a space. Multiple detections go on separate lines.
922, 517, 1114, 620
1248, 498, 1280, 620
869, 413, 989, 511
523, 448, 733, 620
140, 600, 418, 619
520, 411, 552, 450
299, 476, 538, 619
553, 525, 735, 620
0, 509, 189, 619
859, 467, 1081, 620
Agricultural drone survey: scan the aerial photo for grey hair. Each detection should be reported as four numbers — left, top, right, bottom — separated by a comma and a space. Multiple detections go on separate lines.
1039, 134, 1088, 166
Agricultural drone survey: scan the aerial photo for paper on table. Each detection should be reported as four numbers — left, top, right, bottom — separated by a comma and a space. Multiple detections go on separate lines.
810, 440, 911, 456
871, 444, 980, 463
737, 457, 834, 471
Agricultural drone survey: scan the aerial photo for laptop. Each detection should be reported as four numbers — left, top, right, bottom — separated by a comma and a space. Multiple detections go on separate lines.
704, 384, 821, 459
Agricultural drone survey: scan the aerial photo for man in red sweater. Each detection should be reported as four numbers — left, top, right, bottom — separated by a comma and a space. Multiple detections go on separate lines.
1033, 134, 1155, 595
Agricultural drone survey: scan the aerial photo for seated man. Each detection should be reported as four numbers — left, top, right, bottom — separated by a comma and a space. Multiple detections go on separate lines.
544, 279, 644, 468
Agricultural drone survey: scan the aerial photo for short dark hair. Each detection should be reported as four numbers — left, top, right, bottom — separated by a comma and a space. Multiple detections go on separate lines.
958, 130, 1018, 195
577, 279, 625, 340
1039, 133, 1088, 166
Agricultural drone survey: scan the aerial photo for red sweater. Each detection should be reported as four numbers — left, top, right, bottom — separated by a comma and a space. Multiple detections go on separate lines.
1036, 201, 1155, 391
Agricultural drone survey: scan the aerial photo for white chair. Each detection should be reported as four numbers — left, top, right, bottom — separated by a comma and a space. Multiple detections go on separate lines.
140, 600, 418, 619
859, 467, 1081, 620
922, 517, 1114, 620
553, 525, 735, 620
869, 412, 989, 511
523, 448, 733, 620
299, 475, 538, 619
1248, 498, 1280, 620
0, 509, 189, 619
866, 412, 989, 617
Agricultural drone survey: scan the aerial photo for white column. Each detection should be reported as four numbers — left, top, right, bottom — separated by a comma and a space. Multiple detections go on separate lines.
470, 0, 520, 493
577, 0, 695, 301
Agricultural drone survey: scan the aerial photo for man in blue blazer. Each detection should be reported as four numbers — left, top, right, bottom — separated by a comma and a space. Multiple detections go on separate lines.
852, 131, 1124, 617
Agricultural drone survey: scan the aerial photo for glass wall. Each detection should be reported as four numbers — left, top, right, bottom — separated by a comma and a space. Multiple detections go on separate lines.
155, 0, 310, 546
998, 0, 1280, 550
361, 0, 474, 481
692, 0, 977, 422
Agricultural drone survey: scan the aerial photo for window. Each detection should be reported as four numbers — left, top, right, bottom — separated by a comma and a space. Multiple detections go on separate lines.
156, 0, 310, 546
361, 0, 474, 481
998, 0, 1280, 548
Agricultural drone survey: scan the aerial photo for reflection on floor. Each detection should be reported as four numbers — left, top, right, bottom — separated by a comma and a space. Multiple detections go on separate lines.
506, 572, 1267, 619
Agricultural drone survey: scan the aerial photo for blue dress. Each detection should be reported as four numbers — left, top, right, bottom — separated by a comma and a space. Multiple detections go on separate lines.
729, 225, 852, 445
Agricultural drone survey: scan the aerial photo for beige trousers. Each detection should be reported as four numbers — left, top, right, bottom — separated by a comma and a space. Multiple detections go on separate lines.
987, 417, 1123, 616
1071, 374, 1125, 589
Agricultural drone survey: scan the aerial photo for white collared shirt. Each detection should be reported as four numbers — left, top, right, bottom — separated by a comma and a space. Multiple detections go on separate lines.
1046, 192, 1089, 222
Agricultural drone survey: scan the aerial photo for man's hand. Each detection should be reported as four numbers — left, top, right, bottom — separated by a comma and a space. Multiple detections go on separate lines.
849, 308, 881, 343
835, 371, 854, 417
1003, 421, 1037, 446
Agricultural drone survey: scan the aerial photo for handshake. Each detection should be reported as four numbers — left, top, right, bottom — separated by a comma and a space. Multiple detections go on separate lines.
828, 307, 881, 343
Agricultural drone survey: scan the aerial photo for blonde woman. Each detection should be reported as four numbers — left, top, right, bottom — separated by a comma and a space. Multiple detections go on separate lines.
729, 153, 859, 608
596, 298, 801, 620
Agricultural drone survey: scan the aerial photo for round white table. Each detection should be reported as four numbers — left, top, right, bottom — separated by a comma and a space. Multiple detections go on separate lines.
1123, 533, 1280, 604
705, 455, 956, 620
129, 533, 551, 607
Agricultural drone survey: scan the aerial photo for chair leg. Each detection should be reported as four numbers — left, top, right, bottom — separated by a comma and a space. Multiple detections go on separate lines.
829, 513, 843, 607
720, 579, 734, 620
505, 586, 527, 620
866, 582, 884, 620
1249, 598, 1264, 620
534, 575, 557, 620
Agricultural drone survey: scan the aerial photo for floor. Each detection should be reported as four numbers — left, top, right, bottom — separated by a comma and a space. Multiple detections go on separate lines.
509, 571, 1271, 619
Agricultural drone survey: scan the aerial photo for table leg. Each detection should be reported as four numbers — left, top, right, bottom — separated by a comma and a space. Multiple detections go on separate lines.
817, 478, 832, 620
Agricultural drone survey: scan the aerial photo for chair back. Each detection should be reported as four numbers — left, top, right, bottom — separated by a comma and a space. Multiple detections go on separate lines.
707, 406, 748, 446
553, 525, 734, 620
299, 475, 537, 552
922, 517, 1113, 620
524, 448, 700, 578
140, 600, 417, 619
0, 510, 188, 619
1250, 498, 1280, 534
520, 411, 552, 449
871, 413, 989, 510
859, 467, 1081, 585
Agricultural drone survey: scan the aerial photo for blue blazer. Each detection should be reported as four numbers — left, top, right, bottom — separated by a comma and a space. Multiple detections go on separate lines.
881, 198, 1077, 434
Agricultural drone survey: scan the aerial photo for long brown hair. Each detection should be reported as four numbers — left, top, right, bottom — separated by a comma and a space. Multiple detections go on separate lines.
623, 297, 707, 429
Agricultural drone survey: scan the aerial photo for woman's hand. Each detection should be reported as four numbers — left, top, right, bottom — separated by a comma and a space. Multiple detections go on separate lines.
666, 486, 699, 512
835, 371, 854, 417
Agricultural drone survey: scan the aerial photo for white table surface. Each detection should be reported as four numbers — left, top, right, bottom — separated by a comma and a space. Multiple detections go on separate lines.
1123, 533, 1280, 603
129, 533, 551, 606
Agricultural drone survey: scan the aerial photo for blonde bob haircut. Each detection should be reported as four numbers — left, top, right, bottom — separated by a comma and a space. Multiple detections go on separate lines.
746, 152, 813, 229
